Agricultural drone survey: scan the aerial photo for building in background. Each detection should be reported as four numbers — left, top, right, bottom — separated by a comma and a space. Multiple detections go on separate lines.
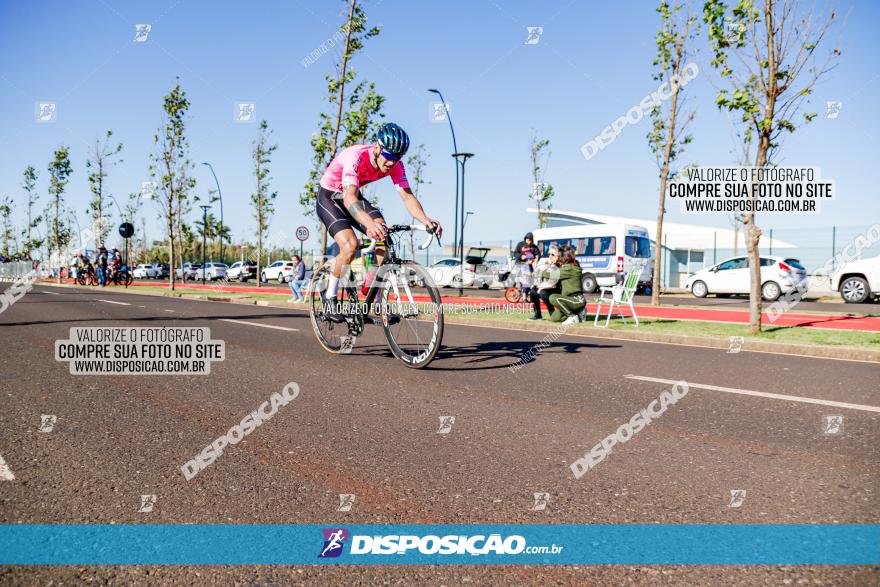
526, 209, 797, 288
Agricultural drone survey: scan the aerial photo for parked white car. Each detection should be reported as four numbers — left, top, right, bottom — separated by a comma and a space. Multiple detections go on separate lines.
429, 258, 476, 287
132, 264, 155, 279
831, 255, 880, 303
261, 261, 294, 283
227, 261, 257, 282
474, 260, 511, 289
686, 255, 808, 301
193, 262, 228, 281
176, 263, 201, 280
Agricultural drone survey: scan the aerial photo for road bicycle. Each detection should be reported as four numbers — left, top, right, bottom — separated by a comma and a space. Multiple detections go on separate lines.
76, 268, 98, 286
110, 265, 133, 287
308, 224, 443, 369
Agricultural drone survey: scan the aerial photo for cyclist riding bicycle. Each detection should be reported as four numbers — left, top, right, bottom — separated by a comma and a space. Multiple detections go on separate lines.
76, 254, 94, 280
316, 122, 443, 323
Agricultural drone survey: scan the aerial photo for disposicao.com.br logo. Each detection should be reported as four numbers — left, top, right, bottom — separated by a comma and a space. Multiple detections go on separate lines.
318, 528, 563, 558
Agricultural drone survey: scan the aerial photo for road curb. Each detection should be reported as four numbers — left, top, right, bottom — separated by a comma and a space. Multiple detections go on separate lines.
33, 282, 878, 362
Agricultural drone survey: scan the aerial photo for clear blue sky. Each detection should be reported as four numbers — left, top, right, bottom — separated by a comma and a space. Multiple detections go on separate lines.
1, 0, 878, 254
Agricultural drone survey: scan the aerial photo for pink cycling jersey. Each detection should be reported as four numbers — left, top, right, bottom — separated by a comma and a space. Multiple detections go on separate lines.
319, 144, 410, 195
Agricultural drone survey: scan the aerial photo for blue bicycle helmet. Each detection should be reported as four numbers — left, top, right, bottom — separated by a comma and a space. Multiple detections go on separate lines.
375, 122, 410, 159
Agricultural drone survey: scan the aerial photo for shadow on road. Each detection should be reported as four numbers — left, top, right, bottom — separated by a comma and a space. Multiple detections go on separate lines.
424, 339, 621, 371
339, 338, 621, 371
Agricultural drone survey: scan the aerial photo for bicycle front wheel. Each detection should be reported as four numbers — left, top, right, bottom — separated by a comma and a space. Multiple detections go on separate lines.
308, 264, 357, 354
378, 261, 443, 369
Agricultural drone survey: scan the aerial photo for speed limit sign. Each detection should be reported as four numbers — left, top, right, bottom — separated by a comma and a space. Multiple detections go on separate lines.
295, 226, 309, 241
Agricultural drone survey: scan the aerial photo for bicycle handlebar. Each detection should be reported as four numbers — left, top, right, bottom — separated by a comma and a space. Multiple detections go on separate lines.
361, 223, 440, 254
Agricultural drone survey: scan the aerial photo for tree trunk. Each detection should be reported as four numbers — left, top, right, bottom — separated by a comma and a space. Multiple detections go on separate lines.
54, 196, 61, 284
745, 0, 778, 335
168, 216, 176, 290
651, 48, 683, 306
320, 0, 358, 257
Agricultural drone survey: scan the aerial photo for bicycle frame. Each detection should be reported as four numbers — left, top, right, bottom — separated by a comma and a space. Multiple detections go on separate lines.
335, 225, 432, 316
353, 230, 408, 311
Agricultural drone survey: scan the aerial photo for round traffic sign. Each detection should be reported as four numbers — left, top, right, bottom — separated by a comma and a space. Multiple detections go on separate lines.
295, 226, 309, 241
119, 222, 135, 239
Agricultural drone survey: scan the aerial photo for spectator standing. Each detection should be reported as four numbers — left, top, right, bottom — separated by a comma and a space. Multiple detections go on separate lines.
288, 255, 307, 302
513, 232, 540, 299
96, 246, 108, 287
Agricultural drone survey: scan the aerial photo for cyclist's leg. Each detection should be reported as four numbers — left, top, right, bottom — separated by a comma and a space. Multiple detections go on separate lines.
346, 196, 386, 265
316, 188, 371, 321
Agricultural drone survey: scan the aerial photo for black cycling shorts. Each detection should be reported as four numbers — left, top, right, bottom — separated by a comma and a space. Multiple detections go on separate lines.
316, 187, 384, 237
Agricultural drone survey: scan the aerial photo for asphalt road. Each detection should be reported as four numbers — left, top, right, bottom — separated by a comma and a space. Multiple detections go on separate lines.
1, 284, 878, 585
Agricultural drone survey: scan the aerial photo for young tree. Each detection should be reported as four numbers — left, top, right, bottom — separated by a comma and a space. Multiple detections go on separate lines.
405, 144, 430, 257
0, 196, 15, 257
21, 166, 42, 259
528, 132, 555, 229
301, 0, 385, 254
214, 220, 231, 260
704, 0, 839, 333
86, 130, 124, 247
47, 146, 73, 283
122, 191, 144, 257
252, 119, 278, 287
149, 80, 197, 289
195, 211, 219, 257
647, 0, 699, 306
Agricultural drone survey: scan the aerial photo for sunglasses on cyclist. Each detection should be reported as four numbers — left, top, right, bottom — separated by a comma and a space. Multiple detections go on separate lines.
379, 150, 400, 162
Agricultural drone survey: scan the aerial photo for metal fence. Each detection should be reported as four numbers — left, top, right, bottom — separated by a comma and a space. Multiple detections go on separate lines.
705, 225, 880, 272
0, 261, 38, 280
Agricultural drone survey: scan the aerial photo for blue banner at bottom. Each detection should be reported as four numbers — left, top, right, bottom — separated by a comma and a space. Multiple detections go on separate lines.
0, 524, 877, 565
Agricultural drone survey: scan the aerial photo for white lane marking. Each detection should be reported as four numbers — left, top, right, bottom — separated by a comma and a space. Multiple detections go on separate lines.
41, 291, 62, 295
0, 454, 15, 481
164, 309, 175, 313
218, 318, 299, 332
98, 299, 131, 306
138, 305, 146, 308
625, 375, 880, 413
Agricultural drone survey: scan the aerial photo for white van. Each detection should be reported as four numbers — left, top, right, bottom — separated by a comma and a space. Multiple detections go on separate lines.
532, 224, 654, 293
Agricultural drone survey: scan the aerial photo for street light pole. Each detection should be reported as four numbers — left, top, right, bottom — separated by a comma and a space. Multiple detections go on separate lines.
107, 194, 128, 268
428, 89, 459, 257
200, 205, 209, 285
202, 162, 224, 262
452, 152, 474, 297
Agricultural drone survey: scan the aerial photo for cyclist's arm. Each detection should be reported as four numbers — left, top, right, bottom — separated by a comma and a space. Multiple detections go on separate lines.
396, 186, 435, 228
342, 184, 378, 228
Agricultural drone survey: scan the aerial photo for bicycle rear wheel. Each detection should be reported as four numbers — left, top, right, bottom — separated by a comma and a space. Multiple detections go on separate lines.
378, 261, 443, 369
308, 264, 359, 354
